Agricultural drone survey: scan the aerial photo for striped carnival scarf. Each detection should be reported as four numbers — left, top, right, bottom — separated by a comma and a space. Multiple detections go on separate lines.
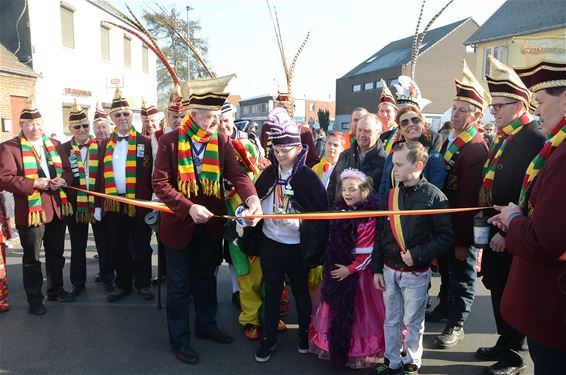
479, 113, 531, 206
519, 117, 566, 212
102, 127, 137, 217
177, 115, 221, 198
347, 130, 356, 146
443, 125, 477, 166
72, 136, 99, 223
384, 125, 400, 155
19, 132, 73, 226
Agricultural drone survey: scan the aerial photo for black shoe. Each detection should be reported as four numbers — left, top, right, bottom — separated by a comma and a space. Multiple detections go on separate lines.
436, 323, 464, 348
137, 287, 155, 300
476, 345, 505, 361
107, 288, 132, 302
172, 346, 199, 365
94, 275, 102, 283
46, 290, 75, 302
195, 330, 234, 344
298, 333, 309, 354
71, 285, 85, 298
404, 363, 419, 375
232, 291, 241, 308
484, 360, 526, 375
103, 283, 116, 293
28, 301, 47, 315
425, 303, 448, 323
255, 338, 278, 363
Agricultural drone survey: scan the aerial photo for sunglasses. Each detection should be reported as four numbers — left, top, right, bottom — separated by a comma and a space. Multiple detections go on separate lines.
113, 112, 131, 118
399, 116, 421, 127
72, 124, 90, 130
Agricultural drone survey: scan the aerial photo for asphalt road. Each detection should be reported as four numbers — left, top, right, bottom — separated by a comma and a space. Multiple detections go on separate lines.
0, 233, 534, 374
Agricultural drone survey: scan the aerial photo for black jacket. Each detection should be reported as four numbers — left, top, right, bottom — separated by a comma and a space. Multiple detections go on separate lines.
482, 120, 546, 289
240, 147, 329, 268
326, 139, 386, 206
371, 176, 453, 273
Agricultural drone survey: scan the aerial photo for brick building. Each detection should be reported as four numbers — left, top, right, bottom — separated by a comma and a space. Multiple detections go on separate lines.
0, 44, 38, 143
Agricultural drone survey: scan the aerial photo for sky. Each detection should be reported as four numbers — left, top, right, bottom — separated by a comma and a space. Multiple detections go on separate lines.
111, 0, 507, 101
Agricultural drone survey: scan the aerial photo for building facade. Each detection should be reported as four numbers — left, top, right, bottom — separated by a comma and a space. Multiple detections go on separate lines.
335, 18, 479, 131
0, 0, 157, 138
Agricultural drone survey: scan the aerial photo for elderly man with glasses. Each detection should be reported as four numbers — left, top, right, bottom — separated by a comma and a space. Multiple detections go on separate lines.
98, 87, 155, 303
61, 100, 112, 297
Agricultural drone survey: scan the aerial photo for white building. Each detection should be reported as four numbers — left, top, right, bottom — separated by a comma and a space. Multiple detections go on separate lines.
0, 0, 157, 137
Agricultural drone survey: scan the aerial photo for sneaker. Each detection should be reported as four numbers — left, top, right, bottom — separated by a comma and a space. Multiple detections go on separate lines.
436, 323, 464, 348
404, 363, 419, 375
375, 362, 404, 375
243, 324, 259, 340
277, 320, 287, 332
298, 334, 309, 354
255, 338, 277, 363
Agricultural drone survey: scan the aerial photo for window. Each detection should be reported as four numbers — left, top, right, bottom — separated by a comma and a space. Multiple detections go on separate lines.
242, 106, 251, 115
375, 80, 384, 89
261, 103, 268, 113
341, 122, 349, 130
124, 36, 131, 68
364, 82, 374, 90
60, 6, 75, 49
142, 45, 149, 73
484, 46, 508, 76
100, 26, 110, 60
309, 103, 315, 112
352, 84, 361, 92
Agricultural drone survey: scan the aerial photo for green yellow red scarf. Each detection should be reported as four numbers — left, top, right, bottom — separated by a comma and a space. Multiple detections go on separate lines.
519, 116, 566, 212
384, 125, 400, 155
178, 115, 221, 199
19, 132, 72, 226
443, 125, 477, 166
102, 127, 137, 217
479, 113, 531, 206
72, 136, 99, 223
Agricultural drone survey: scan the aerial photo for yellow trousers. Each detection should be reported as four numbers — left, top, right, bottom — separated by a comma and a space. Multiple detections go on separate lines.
237, 257, 263, 326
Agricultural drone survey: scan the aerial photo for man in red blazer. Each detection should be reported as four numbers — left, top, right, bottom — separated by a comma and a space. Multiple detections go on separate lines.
62, 101, 112, 296
153, 74, 261, 365
0, 99, 74, 315
98, 88, 154, 303
490, 58, 566, 374
432, 61, 489, 348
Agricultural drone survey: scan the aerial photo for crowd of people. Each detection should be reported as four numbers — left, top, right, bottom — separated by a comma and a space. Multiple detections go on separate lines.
0, 52, 564, 375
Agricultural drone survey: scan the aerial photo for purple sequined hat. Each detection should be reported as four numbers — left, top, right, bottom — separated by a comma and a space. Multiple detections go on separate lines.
266, 107, 301, 147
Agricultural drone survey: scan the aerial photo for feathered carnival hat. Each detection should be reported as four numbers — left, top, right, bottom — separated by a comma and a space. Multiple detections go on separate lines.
454, 59, 490, 113
266, 107, 301, 147
378, 79, 398, 110
181, 74, 236, 111
140, 98, 163, 121
93, 100, 111, 125
394, 76, 431, 110
68, 99, 89, 126
486, 54, 531, 108
109, 86, 130, 115
19, 96, 42, 122
340, 168, 368, 182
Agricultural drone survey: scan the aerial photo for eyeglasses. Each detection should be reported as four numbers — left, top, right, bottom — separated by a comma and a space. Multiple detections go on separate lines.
113, 111, 131, 118
399, 116, 421, 127
272, 147, 295, 155
72, 124, 90, 130
489, 102, 517, 112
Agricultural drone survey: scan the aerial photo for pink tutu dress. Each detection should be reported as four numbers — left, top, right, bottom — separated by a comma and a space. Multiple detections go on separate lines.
309, 218, 386, 368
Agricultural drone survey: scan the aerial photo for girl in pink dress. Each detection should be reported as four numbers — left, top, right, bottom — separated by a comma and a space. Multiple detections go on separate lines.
310, 168, 385, 368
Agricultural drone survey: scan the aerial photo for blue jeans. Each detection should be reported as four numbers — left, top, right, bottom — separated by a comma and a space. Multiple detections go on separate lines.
382, 267, 431, 369
165, 225, 221, 348
528, 338, 566, 375
441, 246, 477, 324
